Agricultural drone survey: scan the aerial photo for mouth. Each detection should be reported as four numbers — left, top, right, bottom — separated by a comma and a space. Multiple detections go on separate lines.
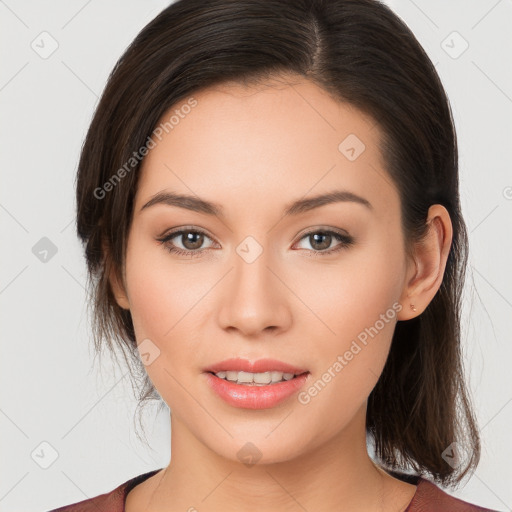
202, 358, 310, 409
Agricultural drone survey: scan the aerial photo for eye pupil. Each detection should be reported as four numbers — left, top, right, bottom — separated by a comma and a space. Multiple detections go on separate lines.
183, 231, 204, 250
310, 233, 331, 251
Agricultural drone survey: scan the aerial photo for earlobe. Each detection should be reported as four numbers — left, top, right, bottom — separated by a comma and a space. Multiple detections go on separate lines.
397, 204, 453, 321
109, 266, 130, 310
102, 239, 130, 310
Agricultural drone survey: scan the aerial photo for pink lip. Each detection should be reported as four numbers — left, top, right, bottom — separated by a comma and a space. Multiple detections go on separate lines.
203, 358, 308, 374
204, 372, 310, 410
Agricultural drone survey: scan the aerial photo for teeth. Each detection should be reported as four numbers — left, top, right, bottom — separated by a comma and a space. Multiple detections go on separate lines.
226, 371, 239, 381
214, 370, 298, 385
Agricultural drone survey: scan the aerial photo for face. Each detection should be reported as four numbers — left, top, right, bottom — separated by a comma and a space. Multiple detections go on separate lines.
112, 75, 414, 465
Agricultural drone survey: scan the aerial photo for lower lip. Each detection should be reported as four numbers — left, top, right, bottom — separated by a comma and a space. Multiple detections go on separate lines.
204, 372, 310, 410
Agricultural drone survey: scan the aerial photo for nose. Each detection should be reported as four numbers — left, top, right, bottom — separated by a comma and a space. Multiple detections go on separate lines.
217, 242, 292, 338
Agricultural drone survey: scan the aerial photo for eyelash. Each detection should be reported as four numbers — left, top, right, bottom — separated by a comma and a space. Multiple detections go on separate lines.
156, 227, 354, 258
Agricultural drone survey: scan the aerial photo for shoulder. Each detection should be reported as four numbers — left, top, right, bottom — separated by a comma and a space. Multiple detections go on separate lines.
407, 477, 502, 512
46, 469, 162, 512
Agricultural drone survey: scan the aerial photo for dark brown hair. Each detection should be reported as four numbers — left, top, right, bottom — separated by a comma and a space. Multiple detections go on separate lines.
75, 0, 480, 486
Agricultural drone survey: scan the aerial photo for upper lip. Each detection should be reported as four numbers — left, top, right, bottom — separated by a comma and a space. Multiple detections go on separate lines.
203, 358, 308, 375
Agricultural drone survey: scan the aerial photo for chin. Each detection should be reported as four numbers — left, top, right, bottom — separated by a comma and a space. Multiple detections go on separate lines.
200, 428, 314, 467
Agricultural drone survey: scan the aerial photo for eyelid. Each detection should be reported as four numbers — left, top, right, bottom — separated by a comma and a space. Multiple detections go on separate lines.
158, 226, 218, 247
157, 224, 213, 238
293, 225, 351, 242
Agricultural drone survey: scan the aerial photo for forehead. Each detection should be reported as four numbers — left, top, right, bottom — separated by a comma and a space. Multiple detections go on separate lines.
135, 77, 398, 217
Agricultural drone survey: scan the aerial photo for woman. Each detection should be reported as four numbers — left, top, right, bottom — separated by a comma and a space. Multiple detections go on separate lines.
49, 0, 501, 510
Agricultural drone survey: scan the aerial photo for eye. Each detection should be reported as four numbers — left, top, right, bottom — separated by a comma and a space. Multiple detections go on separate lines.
293, 229, 354, 256
157, 228, 217, 258
156, 227, 354, 258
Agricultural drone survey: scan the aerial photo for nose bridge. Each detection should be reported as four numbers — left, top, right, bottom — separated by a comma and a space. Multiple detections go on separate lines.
217, 232, 290, 335
233, 233, 277, 305
233, 233, 272, 294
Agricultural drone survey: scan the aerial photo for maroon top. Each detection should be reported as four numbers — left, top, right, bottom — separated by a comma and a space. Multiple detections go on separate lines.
47, 469, 501, 512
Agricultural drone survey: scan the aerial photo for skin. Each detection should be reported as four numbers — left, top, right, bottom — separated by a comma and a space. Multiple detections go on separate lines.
109, 74, 453, 511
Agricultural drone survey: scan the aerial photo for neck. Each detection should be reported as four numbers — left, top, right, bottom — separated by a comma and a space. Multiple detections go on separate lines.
143, 404, 412, 512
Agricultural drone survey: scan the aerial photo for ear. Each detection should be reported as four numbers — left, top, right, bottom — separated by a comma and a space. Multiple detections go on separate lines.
396, 204, 453, 321
102, 239, 130, 310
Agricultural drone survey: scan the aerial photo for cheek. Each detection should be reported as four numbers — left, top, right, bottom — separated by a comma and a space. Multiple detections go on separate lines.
124, 233, 209, 339
123, 244, 212, 413
293, 228, 405, 345
123, 236, 220, 391
293, 233, 405, 412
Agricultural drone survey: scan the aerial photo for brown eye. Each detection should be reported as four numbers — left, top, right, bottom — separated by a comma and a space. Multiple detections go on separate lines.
180, 231, 205, 250
308, 232, 332, 251
157, 228, 216, 257
294, 229, 354, 256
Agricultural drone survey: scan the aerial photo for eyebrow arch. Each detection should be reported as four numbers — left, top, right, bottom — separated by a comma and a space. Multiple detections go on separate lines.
284, 190, 373, 215
139, 189, 373, 217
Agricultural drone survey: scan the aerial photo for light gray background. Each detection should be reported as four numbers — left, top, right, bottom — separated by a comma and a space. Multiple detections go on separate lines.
1, 1, 511, 511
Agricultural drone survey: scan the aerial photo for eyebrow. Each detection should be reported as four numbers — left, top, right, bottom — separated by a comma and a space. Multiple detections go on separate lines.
139, 189, 373, 217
